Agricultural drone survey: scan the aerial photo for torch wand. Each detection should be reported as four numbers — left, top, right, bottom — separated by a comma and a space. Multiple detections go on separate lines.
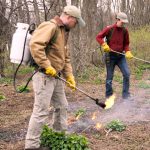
110, 49, 150, 64
56, 76, 106, 109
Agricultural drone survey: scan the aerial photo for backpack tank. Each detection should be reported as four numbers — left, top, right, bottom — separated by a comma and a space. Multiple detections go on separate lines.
10, 23, 31, 65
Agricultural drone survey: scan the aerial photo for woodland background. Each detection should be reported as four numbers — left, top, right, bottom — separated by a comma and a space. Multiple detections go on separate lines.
0, 0, 150, 77
0, 1, 150, 149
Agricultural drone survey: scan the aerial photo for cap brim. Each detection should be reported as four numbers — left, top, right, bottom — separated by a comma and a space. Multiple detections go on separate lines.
122, 19, 129, 23
77, 17, 86, 27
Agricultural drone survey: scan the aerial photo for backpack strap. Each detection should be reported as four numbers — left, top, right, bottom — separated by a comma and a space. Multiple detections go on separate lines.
122, 27, 127, 38
106, 26, 127, 44
106, 27, 114, 44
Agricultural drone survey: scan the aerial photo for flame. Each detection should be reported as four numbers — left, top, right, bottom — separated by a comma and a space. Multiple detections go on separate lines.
75, 115, 81, 120
104, 94, 116, 109
95, 123, 102, 130
92, 112, 97, 120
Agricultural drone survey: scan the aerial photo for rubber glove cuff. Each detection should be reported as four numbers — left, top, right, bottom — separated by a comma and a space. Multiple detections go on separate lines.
102, 42, 110, 52
45, 66, 57, 77
125, 51, 133, 59
66, 75, 76, 90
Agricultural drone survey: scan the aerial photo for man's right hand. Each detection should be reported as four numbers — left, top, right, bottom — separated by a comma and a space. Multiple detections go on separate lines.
102, 42, 110, 52
66, 75, 76, 90
45, 66, 57, 77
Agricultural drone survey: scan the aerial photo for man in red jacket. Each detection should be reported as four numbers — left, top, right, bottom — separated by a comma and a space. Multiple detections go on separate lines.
96, 12, 133, 99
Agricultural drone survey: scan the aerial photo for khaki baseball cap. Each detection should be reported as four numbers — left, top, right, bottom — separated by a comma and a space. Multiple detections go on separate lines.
116, 12, 129, 23
63, 5, 85, 27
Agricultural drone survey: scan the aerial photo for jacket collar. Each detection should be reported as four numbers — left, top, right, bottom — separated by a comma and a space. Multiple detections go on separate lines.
114, 23, 125, 29
113, 23, 118, 28
53, 16, 64, 27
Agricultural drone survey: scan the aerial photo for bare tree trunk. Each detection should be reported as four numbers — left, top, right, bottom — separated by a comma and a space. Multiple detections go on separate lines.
130, 0, 145, 26
33, 0, 41, 25
105, 0, 113, 25
23, 0, 30, 24
17, 0, 25, 23
0, 0, 6, 14
0, 0, 7, 76
121, 0, 126, 12
60, 0, 67, 7
69, 0, 80, 75
70, 0, 100, 75
144, 0, 150, 25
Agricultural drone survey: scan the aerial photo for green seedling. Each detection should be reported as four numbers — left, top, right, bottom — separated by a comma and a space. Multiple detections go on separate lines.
114, 75, 123, 84
0, 77, 13, 84
0, 94, 6, 101
134, 68, 143, 80
17, 85, 30, 93
18, 66, 34, 74
40, 125, 90, 150
77, 66, 104, 85
75, 108, 86, 118
138, 81, 150, 89
106, 119, 126, 132
94, 133, 101, 139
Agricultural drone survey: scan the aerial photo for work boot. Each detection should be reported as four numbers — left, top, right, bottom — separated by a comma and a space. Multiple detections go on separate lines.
122, 94, 134, 101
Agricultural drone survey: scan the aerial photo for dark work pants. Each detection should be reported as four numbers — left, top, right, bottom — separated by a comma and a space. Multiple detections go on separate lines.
105, 52, 130, 98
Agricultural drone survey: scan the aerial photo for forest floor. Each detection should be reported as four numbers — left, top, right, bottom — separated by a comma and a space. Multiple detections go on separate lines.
0, 69, 150, 150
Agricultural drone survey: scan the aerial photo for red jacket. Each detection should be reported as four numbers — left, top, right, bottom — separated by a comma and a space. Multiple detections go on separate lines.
96, 24, 129, 52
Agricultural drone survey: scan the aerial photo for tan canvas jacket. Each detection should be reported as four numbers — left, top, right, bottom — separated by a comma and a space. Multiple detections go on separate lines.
29, 16, 73, 77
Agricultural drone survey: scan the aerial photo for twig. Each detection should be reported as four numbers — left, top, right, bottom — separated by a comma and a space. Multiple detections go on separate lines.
80, 125, 93, 133
104, 128, 113, 136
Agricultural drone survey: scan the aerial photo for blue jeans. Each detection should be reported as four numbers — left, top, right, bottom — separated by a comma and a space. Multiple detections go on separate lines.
105, 52, 130, 98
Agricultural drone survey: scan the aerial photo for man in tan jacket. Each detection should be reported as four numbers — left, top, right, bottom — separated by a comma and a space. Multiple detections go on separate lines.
25, 5, 85, 150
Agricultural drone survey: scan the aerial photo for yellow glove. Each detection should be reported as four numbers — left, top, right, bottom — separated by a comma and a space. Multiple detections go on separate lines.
45, 66, 57, 77
101, 42, 110, 52
66, 75, 76, 90
125, 51, 133, 59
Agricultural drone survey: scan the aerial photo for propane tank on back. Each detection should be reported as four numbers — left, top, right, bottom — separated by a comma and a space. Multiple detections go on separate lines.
10, 23, 31, 65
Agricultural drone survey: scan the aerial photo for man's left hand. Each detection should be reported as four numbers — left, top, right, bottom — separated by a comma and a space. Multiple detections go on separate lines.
125, 51, 133, 59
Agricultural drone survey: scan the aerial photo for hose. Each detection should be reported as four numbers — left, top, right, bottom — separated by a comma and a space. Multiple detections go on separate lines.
13, 23, 37, 93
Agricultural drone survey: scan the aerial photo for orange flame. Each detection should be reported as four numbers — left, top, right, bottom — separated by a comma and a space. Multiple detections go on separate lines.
92, 112, 97, 120
75, 115, 80, 120
95, 123, 102, 130
105, 94, 116, 109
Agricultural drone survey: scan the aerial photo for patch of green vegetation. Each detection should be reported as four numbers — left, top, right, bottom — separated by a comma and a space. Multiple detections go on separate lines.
130, 26, 150, 44
106, 120, 126, 132
133, 64, 150, 80
17, 85, 30, 93
134, 69, 143, 80
0, 77, 13, 84
129, 26, 150, 71
138, 81, 150, 89
0, 94, 6, 101
93, 133, 101, 139
77, 66, 104, 84
134, 64, 150, 80
18, 66, 34, 74
40, 125, 90, 150
113, 75, 123, 84
75, 108, 86, 118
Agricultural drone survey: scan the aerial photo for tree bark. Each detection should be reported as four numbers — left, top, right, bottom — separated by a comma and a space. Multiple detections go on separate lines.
33, 0, 41, 25
23, 0, 30, 24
